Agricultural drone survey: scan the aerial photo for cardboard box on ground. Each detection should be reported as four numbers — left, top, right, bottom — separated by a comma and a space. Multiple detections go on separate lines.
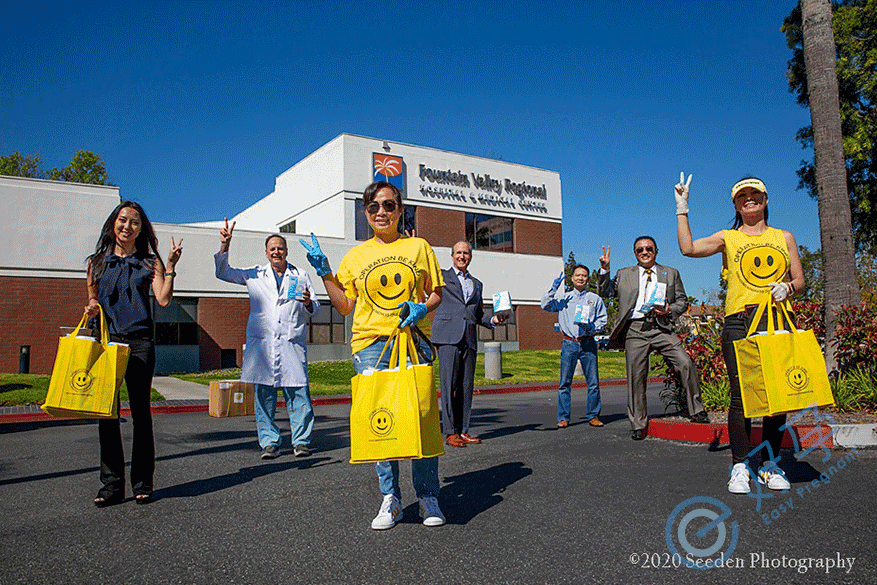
209, 380, 255, 417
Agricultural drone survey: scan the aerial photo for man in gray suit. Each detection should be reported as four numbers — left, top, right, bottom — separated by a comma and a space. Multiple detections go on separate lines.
431, 241, 507, 448
597, 236, 708, 440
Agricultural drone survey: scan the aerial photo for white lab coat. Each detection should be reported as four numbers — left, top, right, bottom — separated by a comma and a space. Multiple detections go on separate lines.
215, 252, 319, 387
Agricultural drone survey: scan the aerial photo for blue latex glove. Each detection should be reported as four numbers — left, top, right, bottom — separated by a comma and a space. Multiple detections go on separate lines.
398, 301, 427, 329
551, 271, 565, 290
298, 232, 332, 276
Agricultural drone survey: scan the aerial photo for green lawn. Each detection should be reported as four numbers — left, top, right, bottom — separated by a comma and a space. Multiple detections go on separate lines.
0, 350, 662, 406
0, 373, 163, 407
173, 349, 662, 396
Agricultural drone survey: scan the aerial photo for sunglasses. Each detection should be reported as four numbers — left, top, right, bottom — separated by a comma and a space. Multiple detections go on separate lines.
365, 200, 398, 214
635, 246, 655, 254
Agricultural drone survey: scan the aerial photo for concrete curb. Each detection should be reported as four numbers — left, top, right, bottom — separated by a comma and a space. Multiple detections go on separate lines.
646, 419, 876, 449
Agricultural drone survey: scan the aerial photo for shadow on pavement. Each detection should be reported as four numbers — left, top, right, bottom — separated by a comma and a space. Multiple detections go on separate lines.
436, 461, 533, 525
154, 456, 338, 499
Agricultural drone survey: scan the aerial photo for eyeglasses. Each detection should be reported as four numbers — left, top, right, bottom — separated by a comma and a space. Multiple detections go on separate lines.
635, 246, 655, 254
365, 200, 398, 214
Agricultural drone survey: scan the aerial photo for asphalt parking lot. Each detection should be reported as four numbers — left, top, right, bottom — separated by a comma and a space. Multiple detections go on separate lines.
1, 385, 873, 585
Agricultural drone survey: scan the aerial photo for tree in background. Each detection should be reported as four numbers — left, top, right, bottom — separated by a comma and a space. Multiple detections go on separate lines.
0, 150, 110, 185
563, 251, 577, 291
49, 150, 109, 184
857, 251, 877, 309
0, 153, 44, 178
798, 245, 825, 304
785, 0, 862, 370
784, 0, 877, 254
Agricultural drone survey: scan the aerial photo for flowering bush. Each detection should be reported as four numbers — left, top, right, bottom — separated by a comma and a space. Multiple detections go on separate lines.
832, 304, 877, 375
791, 301, 825, 345
659, 301, 876, 414
659, 316, 727, 415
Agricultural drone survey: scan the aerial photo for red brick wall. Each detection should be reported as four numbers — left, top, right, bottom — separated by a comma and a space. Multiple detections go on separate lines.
0, 276, 87, 374
516, 305, 562, 350
198, 297, 250, 370
416, 207, 466, 249
514, 219, 562, 256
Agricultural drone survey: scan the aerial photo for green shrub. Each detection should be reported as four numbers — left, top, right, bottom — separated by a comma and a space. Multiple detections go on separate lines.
701, 379, 731, 411
831, 367, 877, 412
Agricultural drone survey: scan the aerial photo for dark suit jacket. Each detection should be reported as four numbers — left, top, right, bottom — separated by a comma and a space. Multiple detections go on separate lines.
431, 268, 494, 348
597, 263, 688, 349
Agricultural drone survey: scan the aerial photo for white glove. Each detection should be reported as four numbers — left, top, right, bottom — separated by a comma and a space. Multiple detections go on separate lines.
675, 171, 692, 215
769, 282, 792, 303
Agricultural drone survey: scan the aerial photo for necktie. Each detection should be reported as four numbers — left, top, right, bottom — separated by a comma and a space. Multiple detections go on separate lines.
645, 268, 652, 283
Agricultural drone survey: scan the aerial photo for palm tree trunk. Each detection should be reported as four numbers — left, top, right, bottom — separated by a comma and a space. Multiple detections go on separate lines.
801, 0, 860, 371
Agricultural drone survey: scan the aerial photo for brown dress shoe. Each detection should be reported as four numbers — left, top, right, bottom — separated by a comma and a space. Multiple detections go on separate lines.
460, 433, 482, 444
445, 434, 467, 448
556, 420, 569, 428
587, 417, 605, 427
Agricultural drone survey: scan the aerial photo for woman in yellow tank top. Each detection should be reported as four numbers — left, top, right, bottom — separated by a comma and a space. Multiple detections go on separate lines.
674, 173, 805, 495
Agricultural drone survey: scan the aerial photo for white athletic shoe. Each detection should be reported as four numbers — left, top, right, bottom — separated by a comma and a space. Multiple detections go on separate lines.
419, 496, 446, 527
728, 463, 751, 494
371, 494, 402, 530
757, 461, 791, 491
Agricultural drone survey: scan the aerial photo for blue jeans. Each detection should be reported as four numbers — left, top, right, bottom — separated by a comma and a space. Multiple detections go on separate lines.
254, 384, 314, 448
352, 337, 440, 499
558, 338, 601, 422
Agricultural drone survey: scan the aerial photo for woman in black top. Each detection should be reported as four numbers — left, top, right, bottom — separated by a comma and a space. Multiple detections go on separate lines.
85, 201, 182, 506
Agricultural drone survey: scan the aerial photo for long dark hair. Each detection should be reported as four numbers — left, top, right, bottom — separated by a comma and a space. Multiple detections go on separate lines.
87, 201, 164, 280
731, 176, 769, 229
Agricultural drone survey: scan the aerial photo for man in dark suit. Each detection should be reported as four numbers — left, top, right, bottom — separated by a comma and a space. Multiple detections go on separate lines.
597, 236, 708, 441
431, 241, 507, 448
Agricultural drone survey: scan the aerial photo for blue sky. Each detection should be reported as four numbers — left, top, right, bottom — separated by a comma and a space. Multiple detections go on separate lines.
1, 0, 816, 299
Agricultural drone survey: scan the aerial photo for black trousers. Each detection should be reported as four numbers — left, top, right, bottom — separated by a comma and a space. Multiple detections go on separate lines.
721, 314, 787, 465
98, 337, 155, 495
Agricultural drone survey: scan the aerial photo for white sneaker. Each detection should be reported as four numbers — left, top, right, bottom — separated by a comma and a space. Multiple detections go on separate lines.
757, 461, 791, 491
419, 496, 446, 527
371, 494, 402, 530
728, 463, 751, 494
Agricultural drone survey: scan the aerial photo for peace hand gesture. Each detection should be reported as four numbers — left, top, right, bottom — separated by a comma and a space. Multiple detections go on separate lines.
675, 172, 692, 215
167, 236, 183, 267
599, 245, 610, 271
299, 232, 332, 276
220, 218, 235, 244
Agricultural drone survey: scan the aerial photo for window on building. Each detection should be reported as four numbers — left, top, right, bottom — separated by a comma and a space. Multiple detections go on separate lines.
154, 298, 199, 346
355, 200, 417, 241
466, 213, 514, 252
477, 305, 518, 342
279, 220, 296, 233
309, 304, 347, 344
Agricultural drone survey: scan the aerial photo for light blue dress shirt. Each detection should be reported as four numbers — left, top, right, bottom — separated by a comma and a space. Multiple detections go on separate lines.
541, 281, 608, 338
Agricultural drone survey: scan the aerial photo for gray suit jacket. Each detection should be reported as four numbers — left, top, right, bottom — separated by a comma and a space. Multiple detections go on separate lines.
431, 268, 494, 348
597, 263, 688, 348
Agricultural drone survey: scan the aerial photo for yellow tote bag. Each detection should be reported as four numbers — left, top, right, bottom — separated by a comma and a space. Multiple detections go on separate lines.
349, 328, 444, 464
733, 297, 833, 418
42, 304, 130, 419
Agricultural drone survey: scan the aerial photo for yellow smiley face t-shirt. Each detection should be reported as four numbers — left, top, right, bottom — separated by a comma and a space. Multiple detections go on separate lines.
336, 236, 445, 353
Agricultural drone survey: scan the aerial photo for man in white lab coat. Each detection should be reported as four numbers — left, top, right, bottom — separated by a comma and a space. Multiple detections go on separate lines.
215, 220, 319, 460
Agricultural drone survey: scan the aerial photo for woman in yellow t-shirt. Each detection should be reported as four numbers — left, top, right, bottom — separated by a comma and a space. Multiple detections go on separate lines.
675, 173, 805, 495
300, 181, 446, 530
